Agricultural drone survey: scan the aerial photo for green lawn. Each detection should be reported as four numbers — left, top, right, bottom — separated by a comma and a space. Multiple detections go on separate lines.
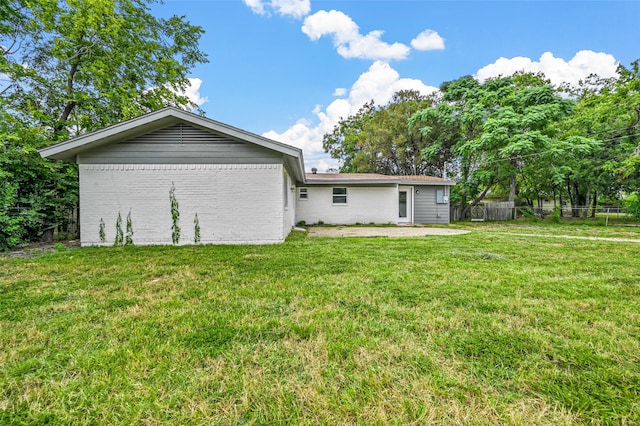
1, 224, 639, 424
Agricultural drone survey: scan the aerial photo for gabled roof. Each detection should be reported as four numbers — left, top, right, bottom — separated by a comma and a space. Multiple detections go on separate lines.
304, 172, 455, 186
39, 107, 306, 182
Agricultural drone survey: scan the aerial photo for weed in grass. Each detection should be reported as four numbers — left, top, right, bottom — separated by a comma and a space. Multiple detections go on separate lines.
1, 224, 639, 423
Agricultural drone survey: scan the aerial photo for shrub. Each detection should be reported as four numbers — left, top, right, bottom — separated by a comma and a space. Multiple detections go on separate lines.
623, 193, 640, 221
551, 205, 562, 223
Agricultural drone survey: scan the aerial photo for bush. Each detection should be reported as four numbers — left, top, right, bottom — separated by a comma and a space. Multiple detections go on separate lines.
0, 175, 23, 250
623, 193, 640, 221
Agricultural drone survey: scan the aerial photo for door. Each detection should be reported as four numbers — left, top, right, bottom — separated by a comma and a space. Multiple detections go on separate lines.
398, 186, 413, 223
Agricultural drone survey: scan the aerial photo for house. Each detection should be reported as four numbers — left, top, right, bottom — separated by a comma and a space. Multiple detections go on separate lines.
297, 172, 452, 226
40, 108, 454, 246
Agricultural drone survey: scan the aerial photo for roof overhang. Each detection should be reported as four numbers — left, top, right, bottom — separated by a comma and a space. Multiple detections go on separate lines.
303, 177, 456, 186
39, 107, 306, 182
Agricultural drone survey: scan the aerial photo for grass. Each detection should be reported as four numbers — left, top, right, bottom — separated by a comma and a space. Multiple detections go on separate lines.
450, 217, 640, 240
1, 223, 639, 424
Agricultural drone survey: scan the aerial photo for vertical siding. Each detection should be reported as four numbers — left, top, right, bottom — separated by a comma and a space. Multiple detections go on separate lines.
295, 186, 397, 225
79, 163, 284, 246
414, 185, 450, 224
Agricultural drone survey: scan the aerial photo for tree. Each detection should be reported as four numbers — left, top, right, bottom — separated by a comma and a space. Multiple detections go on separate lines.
0, 0, 207, 248
2, 0, 208, 134
459, 73, 573, 205
322, 90, 435, 175
411, 76, 507, 218
412, 73, 582, 219
554, 60, 640, 216
322, 100, 376, 173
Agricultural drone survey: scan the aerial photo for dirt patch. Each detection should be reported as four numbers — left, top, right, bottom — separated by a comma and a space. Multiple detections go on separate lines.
1, 240, 81, 259
307, 226, 470, 238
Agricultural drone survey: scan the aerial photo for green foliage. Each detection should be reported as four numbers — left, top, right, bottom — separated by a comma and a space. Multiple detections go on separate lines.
0, 0, 208, 247
193, 213, 200, 244
169, 182, 180, 245
114, 212, 123, 246
0, 170, 23, 250
1, 0, 209, 133
98, 218, 106, 243
551, 205, 562, 223
323, 91, 436, 175
125, 211, 134, 246
623, 193, 640, 220
556, 60, 640, 213
0, 115, 78, 246
407, 73, 579, 219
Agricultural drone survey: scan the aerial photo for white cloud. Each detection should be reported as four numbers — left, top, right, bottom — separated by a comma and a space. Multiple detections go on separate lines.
333, 87, 347, 96
149, 77, 207, 111
411, 29, 445, 51
302, 10, 410, 61
271, 0, 310, 19
263, 61, 437, 171
475, 50, 619, 87
243, 0, 266, 15
243, 0, 310, 19
182, 78, 208, 107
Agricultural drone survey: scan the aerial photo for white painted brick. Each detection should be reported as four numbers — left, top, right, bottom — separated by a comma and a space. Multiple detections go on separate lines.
79, 164, 288, 246
295, 186, 398, 225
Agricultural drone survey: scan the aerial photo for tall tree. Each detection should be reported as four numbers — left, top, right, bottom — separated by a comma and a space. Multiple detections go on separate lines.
323, 90, 435, 175
322, 100, 376, 173
411, 76, 505, 218
555, 61, 640, 216
2, 0, 208, 134
0, 0, 208, 248
412, 74, 582, 219
460, 73, 573, 205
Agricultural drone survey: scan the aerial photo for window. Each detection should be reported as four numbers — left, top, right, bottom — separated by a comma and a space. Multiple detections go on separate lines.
436, 188, 446, 204
299, 187, 308, 200
283, 172, 288, 208
332, 187, 347, 204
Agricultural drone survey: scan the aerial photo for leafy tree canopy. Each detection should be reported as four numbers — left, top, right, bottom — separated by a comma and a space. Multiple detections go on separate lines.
323, 90, 437, 176
2, 0, 208, 136
0, 0, 208, 249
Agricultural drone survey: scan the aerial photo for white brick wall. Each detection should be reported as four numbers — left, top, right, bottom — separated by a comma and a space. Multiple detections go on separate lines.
79, 164, 286, 246
282, 170, 296, 235
295, 185, 398, 225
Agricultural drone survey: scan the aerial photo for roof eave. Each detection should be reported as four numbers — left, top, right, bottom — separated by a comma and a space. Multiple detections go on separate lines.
39, 107, 303, 162
304, 178, 456, 186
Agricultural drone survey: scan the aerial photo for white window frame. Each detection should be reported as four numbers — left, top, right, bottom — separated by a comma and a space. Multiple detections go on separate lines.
332, 187, 347, 205
298, 187, 309, 200
283, 171, 289, 209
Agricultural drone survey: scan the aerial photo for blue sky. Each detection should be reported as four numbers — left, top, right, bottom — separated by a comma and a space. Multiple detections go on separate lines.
157, 0, 639, 171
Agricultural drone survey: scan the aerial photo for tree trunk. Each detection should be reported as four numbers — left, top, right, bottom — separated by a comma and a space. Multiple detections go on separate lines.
461, 181, 495, 220
591, 191, 598, 218
558, 191, 564, 218
508, 173, 517, 204
458, 159, 470, 221
583, 187, 592, 219
569, 180, 581, 218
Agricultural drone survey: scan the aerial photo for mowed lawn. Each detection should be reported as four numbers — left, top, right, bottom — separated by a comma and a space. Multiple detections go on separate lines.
1, 224, 639, 424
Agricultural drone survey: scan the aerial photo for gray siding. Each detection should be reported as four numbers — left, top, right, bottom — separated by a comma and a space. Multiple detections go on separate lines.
78, 123, 281, 164
414, 185, 450, 224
